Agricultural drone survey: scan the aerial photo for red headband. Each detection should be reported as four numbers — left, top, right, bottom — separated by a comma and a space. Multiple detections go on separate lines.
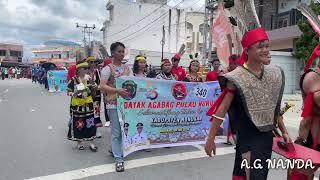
238, 27, 269, 65
161, 59, 171, 66
173, 53, 181, 60
304, 44, 320, 72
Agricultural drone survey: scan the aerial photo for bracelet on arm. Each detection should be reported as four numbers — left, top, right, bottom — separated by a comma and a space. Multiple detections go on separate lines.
212, 114, 225, 121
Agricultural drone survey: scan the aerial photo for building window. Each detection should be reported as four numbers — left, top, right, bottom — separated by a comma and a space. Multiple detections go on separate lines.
58, 54, 61, 59
278, 17, 289, 28
10, 50, 20, 57
199, 24, 209, 36
186, 22, 193, 35
0, 50, 5, 56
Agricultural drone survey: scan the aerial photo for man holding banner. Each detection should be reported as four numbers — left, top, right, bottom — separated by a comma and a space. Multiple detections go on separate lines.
100, 42, 132, 172
205, 27, 291, 180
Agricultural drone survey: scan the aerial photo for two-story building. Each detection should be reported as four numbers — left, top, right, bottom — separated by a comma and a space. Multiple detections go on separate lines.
32, 40, 84, 66
0, 43, 23, 67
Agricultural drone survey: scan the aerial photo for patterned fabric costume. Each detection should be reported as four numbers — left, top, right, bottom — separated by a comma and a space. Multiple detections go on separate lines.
207, 28, 285, 180
67, 76, 97, 141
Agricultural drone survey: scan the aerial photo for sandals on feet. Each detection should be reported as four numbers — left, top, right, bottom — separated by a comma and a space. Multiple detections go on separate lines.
115, 162, 124, 172
224, 142, 233, 145
89, 144, 98, 152
77, 144, 85, 150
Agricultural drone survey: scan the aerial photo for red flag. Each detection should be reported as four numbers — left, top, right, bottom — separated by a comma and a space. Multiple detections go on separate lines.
211, 4, 233, 66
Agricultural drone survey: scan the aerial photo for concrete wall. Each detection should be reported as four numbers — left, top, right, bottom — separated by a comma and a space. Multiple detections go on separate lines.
270, 51, 300, 94
270, 39, 294, 51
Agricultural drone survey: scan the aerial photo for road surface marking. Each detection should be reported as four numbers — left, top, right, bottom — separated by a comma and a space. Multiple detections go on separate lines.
25, 146, 235, 180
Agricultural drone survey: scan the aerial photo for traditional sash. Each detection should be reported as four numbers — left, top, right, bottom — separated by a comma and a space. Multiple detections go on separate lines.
218, 65, 285, 132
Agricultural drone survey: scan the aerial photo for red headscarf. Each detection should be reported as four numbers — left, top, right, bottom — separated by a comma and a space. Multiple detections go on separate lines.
172, 53, 181, 60
161, 59, 171, 66
238, 27, 269, 65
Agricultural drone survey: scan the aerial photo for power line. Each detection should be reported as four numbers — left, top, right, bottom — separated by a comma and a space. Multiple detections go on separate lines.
107, 0, 173, 37
164, 2, 205, 29
117, 0, 184, 42
123, 9, 180, 43
124, 15, 170, 43
121, 2, 205, 50
117, 12, 169, 41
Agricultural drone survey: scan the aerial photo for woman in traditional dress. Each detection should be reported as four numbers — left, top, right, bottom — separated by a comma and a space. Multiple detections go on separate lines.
67, 62, 98, 152
133, 55, 147, 78
156, 59, 177, 80
87, 57, 103, 138
183, 54, 202, 82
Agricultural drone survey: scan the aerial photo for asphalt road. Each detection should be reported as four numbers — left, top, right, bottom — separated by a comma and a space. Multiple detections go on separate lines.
0, 79, 313, 180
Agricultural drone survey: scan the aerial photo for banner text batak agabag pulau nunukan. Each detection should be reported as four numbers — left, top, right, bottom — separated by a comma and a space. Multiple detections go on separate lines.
116, 76, 229, 157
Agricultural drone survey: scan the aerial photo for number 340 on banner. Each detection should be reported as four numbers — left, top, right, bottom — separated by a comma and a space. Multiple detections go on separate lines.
194, 84, 209, 99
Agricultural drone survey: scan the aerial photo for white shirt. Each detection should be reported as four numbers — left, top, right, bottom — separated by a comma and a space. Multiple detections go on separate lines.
132, 132, 148, 145
124, 135, 132, 149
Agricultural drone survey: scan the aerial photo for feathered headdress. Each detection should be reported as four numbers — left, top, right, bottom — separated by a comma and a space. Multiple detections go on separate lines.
297, 3, 320, 72
172, 44, 186, 60
189, 53, 200, 65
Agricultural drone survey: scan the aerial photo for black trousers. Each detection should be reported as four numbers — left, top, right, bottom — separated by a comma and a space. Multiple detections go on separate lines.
233, 132, 273, 180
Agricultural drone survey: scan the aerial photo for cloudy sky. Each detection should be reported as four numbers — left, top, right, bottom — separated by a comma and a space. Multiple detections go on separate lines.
0, 0, 204, 59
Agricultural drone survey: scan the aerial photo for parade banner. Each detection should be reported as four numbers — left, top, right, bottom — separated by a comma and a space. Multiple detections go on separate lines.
116, 76, 229, 157
212, 4, 233, 66
47, 70, 68, 93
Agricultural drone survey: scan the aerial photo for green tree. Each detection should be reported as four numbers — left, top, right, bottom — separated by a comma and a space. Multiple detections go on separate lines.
294, 1, 320, 63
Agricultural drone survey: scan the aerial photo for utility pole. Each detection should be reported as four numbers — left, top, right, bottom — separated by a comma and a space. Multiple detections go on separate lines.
202, 0, 209, 75
161, 25, 165, 61
76, 23, 96, 57
206, 0, 218, 65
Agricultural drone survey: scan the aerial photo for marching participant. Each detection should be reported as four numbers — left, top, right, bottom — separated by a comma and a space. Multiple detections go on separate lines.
87, 56, 103, 138
133, 55, 147, 78
205, 27, 291, 180
67, 62, 98, 152
171, 53, 186, 81
100, 42, 133, 172
183, 53, 202, 82
156, 59, 177, 80
289, 45, 320, 180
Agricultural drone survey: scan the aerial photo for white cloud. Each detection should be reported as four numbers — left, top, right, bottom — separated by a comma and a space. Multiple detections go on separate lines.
0, 0, 204, 60
0, 0, 106, 59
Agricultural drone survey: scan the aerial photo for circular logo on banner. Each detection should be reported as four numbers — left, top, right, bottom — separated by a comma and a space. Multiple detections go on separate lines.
122, 80, 137, 100
172, 83, 187, 100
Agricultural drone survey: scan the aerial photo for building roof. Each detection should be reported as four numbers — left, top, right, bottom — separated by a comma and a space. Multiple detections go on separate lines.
267, 25, 302, 41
